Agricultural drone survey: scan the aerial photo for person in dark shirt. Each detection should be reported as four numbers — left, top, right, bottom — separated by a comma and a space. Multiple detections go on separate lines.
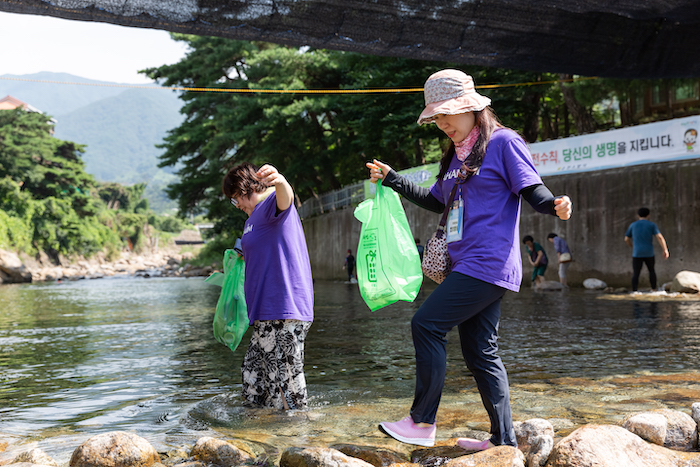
344, 249, 356, 282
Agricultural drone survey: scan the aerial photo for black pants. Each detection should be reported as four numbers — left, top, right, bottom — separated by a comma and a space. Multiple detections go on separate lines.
409, 272, 516, 447
632, 256, 656, 291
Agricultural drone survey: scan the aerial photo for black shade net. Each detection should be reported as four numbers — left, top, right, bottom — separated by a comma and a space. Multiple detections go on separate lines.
1, 0, 699, 78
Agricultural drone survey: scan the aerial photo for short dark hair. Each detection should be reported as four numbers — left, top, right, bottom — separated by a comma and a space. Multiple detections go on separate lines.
638, 207, 650, 217
522, 235, 534, 244
222, 162, 267, 199
547, 233, 558, 239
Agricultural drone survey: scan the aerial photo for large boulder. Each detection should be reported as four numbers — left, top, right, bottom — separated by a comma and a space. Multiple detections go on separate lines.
69, 431, 160, 467
445, 446, 525, 467
280, 447, 375, 467
0, 249, 32, 283
514, 419, 555, 467
189, 437, 252, 466
544, 424, 700, 467
330, 444, 408, 467
622, 409, 698, 451
669, 271, 700, 294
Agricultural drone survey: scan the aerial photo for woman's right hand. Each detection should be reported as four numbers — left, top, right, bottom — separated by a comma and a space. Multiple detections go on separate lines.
365, 159, 392, 184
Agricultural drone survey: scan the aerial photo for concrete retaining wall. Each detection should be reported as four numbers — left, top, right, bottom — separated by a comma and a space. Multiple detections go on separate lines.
303, 159, 700, 288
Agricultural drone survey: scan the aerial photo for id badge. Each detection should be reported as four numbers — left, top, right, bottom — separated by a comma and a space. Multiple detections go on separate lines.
446, 193, 464, 243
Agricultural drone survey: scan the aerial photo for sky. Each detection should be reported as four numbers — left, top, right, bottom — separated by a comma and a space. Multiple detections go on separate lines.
0, 11, 189, 84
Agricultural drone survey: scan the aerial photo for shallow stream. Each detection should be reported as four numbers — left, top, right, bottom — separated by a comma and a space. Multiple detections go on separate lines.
1, 277, 699, 463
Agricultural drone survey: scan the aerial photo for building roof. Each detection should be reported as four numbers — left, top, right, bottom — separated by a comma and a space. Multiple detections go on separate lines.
1, 95, 43, 113
0, 95, 56, 124
0, 0, 699, 79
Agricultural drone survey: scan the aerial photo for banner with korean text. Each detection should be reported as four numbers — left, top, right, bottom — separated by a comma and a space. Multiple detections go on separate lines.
530, 115, 699, 176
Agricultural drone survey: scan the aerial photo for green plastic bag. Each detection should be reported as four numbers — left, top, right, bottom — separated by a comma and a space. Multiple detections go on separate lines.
353, 181, 423, 311
204, 249, 248, 352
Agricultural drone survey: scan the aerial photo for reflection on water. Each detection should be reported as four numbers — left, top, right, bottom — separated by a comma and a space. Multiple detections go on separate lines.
1, 277, 700, 463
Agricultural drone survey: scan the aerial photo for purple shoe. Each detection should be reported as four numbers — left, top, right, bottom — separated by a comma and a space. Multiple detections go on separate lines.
456, 438, 491, 451
378, 416, 436, 447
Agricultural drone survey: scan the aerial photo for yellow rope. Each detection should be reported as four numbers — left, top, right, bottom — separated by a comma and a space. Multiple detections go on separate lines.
0, 75, 597, 94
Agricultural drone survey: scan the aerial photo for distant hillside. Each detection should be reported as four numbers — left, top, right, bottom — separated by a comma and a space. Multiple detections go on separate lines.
1, 72, 185, 213
53, 87, 183, 182
0, 72, 130, 117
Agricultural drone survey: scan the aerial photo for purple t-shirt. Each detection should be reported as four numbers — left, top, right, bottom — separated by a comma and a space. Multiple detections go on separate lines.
241, 192, 314, 324
430, 129, 543, 292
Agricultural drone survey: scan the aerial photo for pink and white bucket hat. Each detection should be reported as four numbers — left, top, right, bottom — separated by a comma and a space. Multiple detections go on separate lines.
417, 69, 492, 125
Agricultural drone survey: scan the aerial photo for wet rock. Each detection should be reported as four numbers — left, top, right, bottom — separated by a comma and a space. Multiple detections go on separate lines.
13, 448, 58, 466
411, 445, 472, 465
514, 419, 554, 467
331, 444, 408, 467
280, 447, 374, 467
69, 431, 160, 467
622, 412, 667, 445
546, 419, 575, 433
622, 409, 698, 451
158, 448, 191, 467
582, 278, 606, 290
445, 446, 525, 467
544, 424, 700, 467
0, 249, 32, 283
189, 437, 252, 466
3, 463, 58, 467
692, 402, 700, 426
670, 270, 700, 294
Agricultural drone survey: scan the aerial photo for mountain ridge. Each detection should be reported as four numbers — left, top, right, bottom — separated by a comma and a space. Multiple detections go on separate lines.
1, 72, 184, 213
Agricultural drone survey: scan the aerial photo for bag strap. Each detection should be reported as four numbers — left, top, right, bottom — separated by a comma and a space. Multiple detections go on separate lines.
437, 183, 459, 230
437, 163, 476, 230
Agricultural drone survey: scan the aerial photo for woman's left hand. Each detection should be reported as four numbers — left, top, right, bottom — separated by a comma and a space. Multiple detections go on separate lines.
554, 196, 572, 220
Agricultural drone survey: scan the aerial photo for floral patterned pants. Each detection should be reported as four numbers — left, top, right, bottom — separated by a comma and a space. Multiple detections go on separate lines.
241, 319, 312, 409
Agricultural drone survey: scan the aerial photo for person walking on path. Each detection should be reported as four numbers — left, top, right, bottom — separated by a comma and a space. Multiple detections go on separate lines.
365, 69, 572, 450
222, 162, 314, 410
624, 207, 669, 292
344, 249, 356, 282
547, 232, 572, 287
522, 235, 548, 287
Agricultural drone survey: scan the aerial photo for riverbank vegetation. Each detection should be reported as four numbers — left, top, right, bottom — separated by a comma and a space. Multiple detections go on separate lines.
0, 108, 191, 262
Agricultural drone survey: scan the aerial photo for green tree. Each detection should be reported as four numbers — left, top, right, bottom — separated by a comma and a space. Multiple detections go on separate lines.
0, 109, 97, 215
146, 36, 627, 234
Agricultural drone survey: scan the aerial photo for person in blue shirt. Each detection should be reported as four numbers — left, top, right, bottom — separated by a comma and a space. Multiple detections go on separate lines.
624, 207, 669, 292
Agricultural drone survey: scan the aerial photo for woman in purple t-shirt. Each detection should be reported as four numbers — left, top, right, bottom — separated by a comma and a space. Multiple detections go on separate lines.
222, 162, 314, 410
366, 69, 572, 450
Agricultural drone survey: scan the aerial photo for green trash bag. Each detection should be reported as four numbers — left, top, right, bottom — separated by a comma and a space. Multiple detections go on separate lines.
204, 249, 248, 352
353, 180, 423, 311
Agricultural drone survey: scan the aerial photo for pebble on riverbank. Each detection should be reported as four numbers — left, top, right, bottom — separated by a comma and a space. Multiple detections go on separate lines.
2, 404, 700, 467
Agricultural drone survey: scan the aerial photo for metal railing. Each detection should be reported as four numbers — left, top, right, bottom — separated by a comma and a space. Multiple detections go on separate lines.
298, 182, 365, 219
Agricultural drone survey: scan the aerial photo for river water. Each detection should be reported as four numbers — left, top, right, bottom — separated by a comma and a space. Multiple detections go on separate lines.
1, 276, 700, 463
